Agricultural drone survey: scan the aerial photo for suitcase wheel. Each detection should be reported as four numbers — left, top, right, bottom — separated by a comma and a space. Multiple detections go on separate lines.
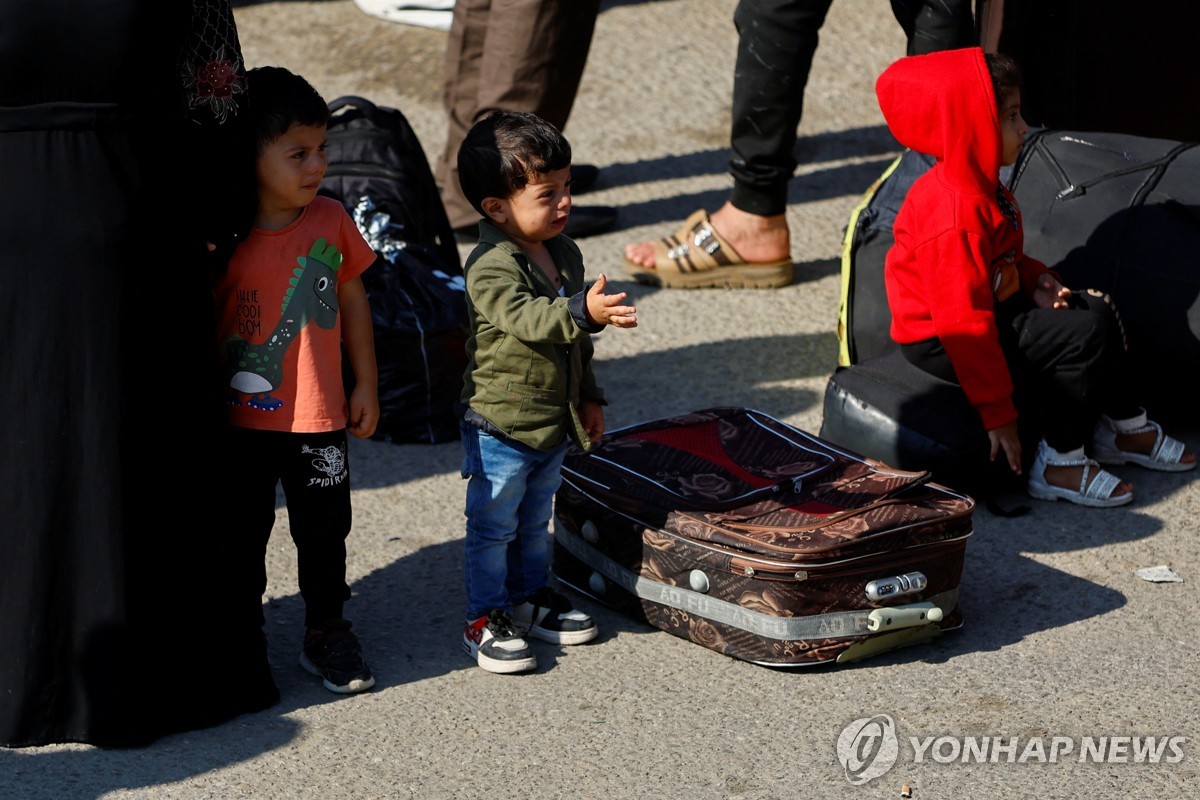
588, 570, 607, 595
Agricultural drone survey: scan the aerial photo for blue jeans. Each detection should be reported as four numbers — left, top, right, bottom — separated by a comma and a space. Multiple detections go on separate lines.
460, 422, 567, 619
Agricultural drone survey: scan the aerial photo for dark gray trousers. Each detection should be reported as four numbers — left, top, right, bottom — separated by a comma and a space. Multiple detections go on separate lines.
435, 0, 601, 230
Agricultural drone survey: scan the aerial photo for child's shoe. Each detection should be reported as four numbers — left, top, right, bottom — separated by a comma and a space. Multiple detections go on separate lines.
1027, 439, 1133, 508
463, 610, 537, 674
1091, 410, 1196, 472
512, 586, 598, 645
300, 620, 376, 694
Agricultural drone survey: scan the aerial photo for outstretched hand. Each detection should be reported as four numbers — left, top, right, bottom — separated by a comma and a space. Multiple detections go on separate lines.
1033, 273, 1071, 310
586, 273, 638, 328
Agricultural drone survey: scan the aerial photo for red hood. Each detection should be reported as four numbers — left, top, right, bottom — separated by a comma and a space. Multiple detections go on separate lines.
875, 47, 1000, 193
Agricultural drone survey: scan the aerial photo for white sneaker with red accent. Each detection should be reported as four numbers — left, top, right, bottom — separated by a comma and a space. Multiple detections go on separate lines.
462, 610, 536, 674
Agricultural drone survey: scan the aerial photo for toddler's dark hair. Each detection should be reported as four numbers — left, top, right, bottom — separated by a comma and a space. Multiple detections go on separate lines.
245, 66, 330, 154
457, 110, 572, 216
984, 52, 1022, 110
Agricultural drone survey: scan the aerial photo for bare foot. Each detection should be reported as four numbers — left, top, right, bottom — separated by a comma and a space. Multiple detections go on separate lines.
624, 201, 791, 268
1044, 463, 1133, 499
1115, 429, 1196, 466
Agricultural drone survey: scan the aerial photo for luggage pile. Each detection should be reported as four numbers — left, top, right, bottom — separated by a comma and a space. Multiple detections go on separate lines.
824, 127, 1200, 496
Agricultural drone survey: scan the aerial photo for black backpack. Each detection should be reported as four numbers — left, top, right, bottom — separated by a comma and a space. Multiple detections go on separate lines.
835, 149, 934, 368
320, 95, 468, 445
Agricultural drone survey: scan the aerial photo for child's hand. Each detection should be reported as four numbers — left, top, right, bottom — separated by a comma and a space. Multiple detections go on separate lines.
585, 274, 638, 328
988, 421, 1022, 475
347, 382, 379, 440
1033, 273, 1071, 310
579, 399, 605, 444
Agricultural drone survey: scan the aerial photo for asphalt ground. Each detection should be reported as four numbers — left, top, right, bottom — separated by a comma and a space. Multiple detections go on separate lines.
3, 2, 1197, 798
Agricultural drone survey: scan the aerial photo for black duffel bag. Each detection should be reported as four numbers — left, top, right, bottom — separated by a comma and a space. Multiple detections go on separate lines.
321, 95, 469, 444
1009, 129, 1200, 424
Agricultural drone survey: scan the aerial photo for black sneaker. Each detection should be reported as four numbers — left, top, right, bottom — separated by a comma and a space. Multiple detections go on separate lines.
512, 587, 598, 645
300, 620, 376, 694
462, 610, 537, 674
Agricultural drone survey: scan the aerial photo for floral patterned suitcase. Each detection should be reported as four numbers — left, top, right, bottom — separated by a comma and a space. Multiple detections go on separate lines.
551, 407, 973, 666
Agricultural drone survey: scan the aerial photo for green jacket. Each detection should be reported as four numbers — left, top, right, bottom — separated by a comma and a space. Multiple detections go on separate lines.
460, 220, 605, 451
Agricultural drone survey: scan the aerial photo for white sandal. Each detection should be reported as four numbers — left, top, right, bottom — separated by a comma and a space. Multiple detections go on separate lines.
1027, 440, 1133, 508
1091, 410, 1195, 473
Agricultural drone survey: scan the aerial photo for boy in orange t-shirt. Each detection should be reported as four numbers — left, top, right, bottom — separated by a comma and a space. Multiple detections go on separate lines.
213, 66, 379, 694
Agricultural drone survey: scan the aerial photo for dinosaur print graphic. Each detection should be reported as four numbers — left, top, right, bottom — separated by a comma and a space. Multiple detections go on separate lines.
224, 238, 343, 411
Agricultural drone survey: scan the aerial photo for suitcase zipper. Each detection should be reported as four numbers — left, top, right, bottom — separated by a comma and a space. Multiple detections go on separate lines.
624, 510, 970, 579
727, 535, 969, 581
693, 493, 971, 554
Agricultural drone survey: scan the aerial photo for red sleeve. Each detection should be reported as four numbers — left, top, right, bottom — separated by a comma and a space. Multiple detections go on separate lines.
923, 229, 1018, 430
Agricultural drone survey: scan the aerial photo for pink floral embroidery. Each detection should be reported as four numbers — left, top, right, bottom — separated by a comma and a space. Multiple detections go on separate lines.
195, 59, 238, 99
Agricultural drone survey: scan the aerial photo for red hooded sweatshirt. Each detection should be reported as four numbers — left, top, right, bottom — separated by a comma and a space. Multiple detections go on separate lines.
875, 47, 1052, 431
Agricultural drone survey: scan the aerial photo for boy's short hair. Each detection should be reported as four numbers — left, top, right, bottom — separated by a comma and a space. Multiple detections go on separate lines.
245, 66, 330, 154
456, 110, 572, 216
984, 52, 1022, 109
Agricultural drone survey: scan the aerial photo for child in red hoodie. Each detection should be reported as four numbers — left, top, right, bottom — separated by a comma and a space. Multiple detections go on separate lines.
875, 47, 1194, 507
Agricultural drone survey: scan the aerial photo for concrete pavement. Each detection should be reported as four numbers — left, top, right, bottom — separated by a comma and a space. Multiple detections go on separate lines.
2, 2, 1197, 798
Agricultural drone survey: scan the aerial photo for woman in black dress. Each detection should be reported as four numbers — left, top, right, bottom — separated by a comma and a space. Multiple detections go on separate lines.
1, 0, 277, 747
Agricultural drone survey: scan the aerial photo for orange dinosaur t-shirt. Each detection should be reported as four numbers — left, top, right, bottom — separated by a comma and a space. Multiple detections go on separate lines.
213, 196, 375, 433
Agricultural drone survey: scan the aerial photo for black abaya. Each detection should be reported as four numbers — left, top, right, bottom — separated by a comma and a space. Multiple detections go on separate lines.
1, 0, 276, 748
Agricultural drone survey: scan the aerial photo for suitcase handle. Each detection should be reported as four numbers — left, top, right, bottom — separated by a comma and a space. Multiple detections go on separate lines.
866, 602, 943, 632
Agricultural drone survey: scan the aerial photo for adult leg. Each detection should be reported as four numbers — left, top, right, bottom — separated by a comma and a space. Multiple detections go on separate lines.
436, 0, 491, 231
720, 0, 837, 262
436, 0, 601, 231
891, 0, 975, 56
728, 0, 834, 217
223, 428, 288, 629
626, 0, 833, 271
194, 427, 282, 714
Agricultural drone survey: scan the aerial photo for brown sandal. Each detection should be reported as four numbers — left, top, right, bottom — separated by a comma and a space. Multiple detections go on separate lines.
623, 209, 793, 289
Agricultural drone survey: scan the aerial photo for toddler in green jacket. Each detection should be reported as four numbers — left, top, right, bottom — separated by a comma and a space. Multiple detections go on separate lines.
455, 110, 637, 673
